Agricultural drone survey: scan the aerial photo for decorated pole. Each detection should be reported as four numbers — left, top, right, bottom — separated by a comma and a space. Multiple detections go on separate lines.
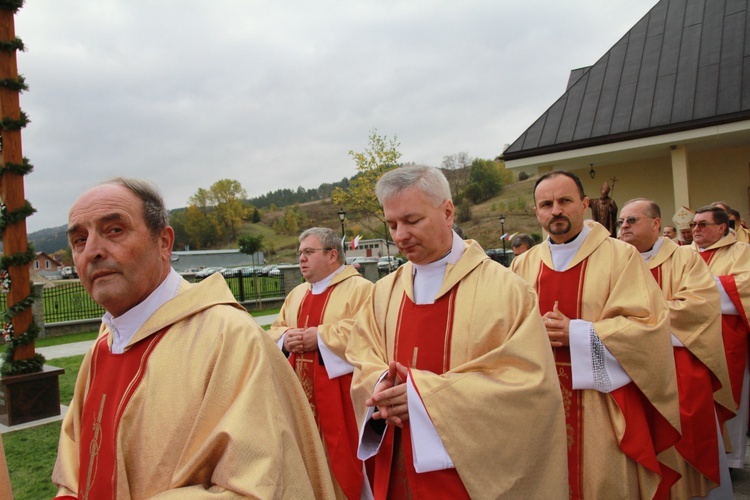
0, 0, 43, 375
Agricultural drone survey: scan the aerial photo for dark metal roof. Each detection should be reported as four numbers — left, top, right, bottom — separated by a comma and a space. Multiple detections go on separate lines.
504, 0, 750, 160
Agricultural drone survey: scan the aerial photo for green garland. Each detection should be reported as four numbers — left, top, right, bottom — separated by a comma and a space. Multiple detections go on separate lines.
0, 37, 23, 52
0, 200, 35, 233
0, 110, 28, 131
1, 157, 33, 176
0, 0, 23, 13
0, 75, 26, 92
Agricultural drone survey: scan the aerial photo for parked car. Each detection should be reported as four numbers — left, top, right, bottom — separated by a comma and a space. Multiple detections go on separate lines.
61, 266, 78, 279
351, 256, 379, 274
195, 267, 224, 279
377, 256, 399, 272
485, 248, 515, 267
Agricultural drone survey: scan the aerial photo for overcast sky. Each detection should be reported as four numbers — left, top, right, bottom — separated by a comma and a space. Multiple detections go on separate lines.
14, 0, 657, 232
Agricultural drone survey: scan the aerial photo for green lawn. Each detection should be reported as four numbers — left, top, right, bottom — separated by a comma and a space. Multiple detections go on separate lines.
4, 354, 82, 499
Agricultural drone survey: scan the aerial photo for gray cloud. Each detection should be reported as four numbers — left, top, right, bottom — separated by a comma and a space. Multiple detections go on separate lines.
14, 0, 655, 232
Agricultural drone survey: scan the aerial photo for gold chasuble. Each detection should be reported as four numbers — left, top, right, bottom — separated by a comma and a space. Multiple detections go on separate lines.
647, 238, 734, 498
693, 234, 750, 411
512, 221, 681, 500
53, 273, 334, 499
268, 266, 373, 499
349, 240, 568, 498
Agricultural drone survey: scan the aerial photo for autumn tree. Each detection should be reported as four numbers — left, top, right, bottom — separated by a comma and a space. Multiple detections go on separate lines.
209, 179, 249, 242
182, 179, 249, 247
331, 130, 401, 239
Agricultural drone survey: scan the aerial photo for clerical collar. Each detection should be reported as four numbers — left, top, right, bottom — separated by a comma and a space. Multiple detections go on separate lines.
103, 268, 183, 354
411, 230, 464, 305
639, 237, 664, 262
310, 265, 345, 295
547, 224, 591, 271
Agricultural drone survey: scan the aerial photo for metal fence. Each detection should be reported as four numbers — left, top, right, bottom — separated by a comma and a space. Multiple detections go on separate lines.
199, 272, 286, 303
0, 273, 285, 325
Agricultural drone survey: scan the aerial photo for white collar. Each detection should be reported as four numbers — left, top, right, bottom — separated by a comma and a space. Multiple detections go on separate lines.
103, 268, 183, 354
310, 265, 345, 295
640, 237, 664, 262
411, 231, 464, 304
547, 224, 590, 271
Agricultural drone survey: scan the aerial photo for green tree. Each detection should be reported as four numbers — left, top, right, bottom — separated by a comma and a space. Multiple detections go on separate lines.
464, 158, 504, 203
331, 129, 401, 239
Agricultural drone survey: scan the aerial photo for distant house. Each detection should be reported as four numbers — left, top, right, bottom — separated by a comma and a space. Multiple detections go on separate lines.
32, 251, 62, 272
344, 238, 399, 258
503, 0, 750, 224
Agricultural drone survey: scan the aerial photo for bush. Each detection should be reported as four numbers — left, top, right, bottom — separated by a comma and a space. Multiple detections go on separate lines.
518, 171, 529, 181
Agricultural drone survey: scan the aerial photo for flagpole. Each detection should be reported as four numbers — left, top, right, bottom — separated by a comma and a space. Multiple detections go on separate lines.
499, 214, 507, 266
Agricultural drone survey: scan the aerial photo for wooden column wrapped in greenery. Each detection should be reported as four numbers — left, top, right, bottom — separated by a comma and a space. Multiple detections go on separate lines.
0, 0, 44, 375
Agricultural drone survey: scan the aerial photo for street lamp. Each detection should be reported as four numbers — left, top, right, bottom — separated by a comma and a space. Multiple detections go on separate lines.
338, 209, 346, 252
499, 214, 507, 266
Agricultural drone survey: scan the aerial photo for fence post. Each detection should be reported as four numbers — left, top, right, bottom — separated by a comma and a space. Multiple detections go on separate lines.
32, 282, 45, 339
278, 265, 301, 295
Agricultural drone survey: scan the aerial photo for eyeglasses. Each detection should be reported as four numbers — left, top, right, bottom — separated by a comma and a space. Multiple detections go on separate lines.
688, 221, 718, 230
616, 216, 654, 228
297, 247, 331, 258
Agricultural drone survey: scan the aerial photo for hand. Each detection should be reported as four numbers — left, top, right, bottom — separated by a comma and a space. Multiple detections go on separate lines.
542, 302, 571, 347
299, 327, 319, 352
367, 362, 410, 427
283, 328, 305, 354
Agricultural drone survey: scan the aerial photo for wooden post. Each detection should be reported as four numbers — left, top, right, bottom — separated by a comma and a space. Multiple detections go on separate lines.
0, 8, 33, 361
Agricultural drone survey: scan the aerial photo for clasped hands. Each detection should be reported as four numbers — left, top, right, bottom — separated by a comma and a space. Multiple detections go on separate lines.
542, 302, 571, 347
283, 327, 318, 354
366, 361, 410, 428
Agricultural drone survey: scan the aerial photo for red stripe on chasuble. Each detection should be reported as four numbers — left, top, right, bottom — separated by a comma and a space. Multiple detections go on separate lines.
289, 287, 364, 500
650, 264, 722, 484
536, 261, 586, 499
77, 328, 169, 499
373, 287, 469, 500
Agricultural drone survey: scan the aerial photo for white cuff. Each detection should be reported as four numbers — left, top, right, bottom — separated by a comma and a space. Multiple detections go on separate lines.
357, 371, 388, 461
276, 332, 286, 350
715, 277, 740, 315
406, 373, 454, 472
570, 320, 631, 392
318, 337, 353, 378
671, 333, 684, 347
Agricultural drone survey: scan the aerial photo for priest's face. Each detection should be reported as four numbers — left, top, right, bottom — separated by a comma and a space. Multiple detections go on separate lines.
617, 200, 660, 253
534, 174, 589, 244
68, 184, 174, 318
298, 235, 337, 283
692, 212, 726, 248
680, 228, 693, 244
383, 186, 454, 265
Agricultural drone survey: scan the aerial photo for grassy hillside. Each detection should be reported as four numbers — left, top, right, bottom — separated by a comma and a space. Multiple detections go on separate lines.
29, 175, 544, 261
250, 175, 542, 262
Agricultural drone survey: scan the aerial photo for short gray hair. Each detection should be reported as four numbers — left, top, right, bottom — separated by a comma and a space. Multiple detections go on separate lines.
102, 177, 169, 237
299, 227, 345, 265
375, 165, 451, 207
